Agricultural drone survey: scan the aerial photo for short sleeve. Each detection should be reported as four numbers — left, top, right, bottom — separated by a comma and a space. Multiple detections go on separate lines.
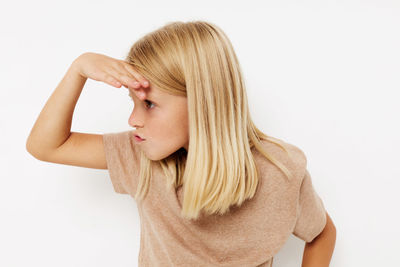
292, 169, 327, 242
102, 130, 140, 196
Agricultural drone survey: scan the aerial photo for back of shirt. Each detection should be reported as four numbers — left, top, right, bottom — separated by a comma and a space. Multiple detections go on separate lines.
103, 130, 327, 267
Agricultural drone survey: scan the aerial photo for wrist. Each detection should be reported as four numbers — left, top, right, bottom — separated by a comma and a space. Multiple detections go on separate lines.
70, 54, 86, 79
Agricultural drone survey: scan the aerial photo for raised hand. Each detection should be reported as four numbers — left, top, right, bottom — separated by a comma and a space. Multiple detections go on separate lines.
73, 52, 149, 100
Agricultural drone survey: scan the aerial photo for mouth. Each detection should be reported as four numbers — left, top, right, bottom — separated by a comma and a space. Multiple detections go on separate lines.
134, 134, 145, 142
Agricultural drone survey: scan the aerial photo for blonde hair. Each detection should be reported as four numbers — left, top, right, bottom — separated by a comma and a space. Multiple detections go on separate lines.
124, 20, 293, 220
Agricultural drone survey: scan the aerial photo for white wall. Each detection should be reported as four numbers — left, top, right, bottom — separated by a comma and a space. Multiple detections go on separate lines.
1, 0, 399, 266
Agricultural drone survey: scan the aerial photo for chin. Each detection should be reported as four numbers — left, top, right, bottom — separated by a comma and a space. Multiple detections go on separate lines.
147, 155, 166, 161
145, 147, 182, 161
143, 151, 168, 161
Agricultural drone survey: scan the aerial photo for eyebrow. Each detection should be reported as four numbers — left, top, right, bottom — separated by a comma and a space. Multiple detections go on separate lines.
128, 88, 156, 102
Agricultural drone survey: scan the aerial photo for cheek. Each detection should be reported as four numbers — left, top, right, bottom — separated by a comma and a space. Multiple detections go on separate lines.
144, 134, 184, 160
161, 115, 187, 138
148, 104, 188, 140
146, 116, 187, 154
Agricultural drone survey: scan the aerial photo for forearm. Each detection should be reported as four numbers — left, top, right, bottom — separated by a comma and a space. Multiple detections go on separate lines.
26, 58, 87, 158
301, 223, 336, 267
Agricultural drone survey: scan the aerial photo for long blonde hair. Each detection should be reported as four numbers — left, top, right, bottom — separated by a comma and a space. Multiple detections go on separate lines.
125, 20, 293, 220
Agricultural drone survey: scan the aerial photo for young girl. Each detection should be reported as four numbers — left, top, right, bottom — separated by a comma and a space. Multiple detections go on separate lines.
26, 20, 336, 267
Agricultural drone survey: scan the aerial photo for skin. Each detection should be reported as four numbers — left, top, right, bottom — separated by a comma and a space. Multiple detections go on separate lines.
25, 50, 335, 266
301, 212, 336, 266
127, 84, 189, 161
25, 51, 189, 167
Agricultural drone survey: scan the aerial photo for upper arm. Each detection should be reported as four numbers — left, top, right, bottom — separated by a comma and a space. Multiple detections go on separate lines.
36, 131, 108, 170
323, 212, 336, 234
292, 169, 328, 243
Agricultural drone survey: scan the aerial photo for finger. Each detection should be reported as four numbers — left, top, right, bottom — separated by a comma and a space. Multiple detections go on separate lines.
121, 62, 149, 88
107, 68, 137, 89
104, 74, 122, 88
128, 85, 147, 101
119, 74, 141, 89
113, 60, 141, 86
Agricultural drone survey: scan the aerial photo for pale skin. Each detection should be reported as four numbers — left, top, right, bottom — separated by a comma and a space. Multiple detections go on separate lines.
127, 83, 189, 161
26, 52, 189, 167
26, 52, 335, 265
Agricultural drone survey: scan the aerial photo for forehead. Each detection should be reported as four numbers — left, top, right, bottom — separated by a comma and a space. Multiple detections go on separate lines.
128, 87, 159, 100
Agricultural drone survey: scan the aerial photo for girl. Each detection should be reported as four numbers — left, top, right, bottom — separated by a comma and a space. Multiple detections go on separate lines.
26, 20, 336, 267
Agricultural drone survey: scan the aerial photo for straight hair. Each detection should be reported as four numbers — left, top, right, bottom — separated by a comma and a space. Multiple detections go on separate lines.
124, 20, 294, 220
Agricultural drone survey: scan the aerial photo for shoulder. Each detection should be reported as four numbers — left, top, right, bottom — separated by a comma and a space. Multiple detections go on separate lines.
103, 130, 135, 146
257, 136, 308, 180
103, 130, 139, 156
103, 130, 134, 140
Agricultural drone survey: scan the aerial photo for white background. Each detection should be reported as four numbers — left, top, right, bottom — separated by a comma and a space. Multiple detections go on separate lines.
1, 0, 399, 266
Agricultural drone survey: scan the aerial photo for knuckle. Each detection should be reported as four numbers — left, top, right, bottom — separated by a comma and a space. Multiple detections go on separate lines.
123, 64, 137, 75
106, 75, 117, 83
141, 78, 149, 86
120, 74, 130, 83
121, 63, 148, 86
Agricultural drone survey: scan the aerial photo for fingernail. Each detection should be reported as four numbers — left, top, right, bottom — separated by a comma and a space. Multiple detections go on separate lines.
143, 81, 149, 87
133, 81, 140, 87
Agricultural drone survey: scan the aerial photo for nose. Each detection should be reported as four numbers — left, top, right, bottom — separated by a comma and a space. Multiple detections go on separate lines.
128, 108, 144, 128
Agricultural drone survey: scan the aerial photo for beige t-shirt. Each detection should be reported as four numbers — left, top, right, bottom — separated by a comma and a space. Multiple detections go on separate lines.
103, 130, 327, 267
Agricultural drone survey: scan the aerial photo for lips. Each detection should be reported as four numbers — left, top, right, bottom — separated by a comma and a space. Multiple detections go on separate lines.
134, 134, 145, 141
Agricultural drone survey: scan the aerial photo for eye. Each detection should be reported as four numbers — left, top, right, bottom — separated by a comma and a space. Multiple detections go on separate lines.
144, 99, 155, 109
128, 92, 155, 110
